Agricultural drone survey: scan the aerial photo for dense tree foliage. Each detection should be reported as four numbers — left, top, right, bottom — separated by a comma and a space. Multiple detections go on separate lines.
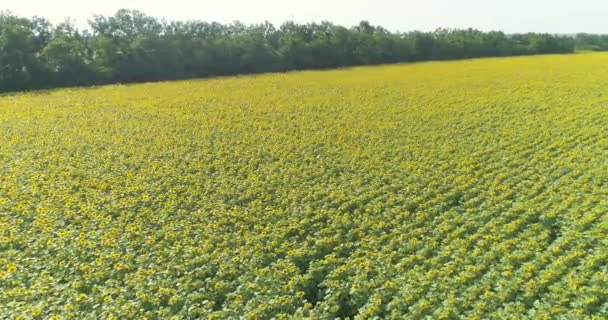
0, 10, 578, 93
574, 33, 608, 51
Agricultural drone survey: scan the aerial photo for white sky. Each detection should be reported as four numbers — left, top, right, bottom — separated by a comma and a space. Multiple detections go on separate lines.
3, 0, 608, 33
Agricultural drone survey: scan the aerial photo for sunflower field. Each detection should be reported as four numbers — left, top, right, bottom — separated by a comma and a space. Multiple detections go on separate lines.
0, 53, 607, 319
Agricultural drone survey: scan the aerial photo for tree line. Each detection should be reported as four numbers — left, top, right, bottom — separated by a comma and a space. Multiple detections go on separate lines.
574, 33, 608, 51
0, 10, 581, 93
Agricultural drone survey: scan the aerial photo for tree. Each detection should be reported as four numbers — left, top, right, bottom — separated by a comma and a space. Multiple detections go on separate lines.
0, 10, 578, 93
42, 20, 96, 86
0, 12, 52, 91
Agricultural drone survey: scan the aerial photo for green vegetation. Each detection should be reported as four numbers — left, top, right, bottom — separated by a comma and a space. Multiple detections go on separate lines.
0, 53, 607, 319
0, 9, 577, 93
575, 34, 608, 51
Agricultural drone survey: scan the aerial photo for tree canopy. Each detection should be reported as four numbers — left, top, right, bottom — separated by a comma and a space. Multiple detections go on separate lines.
0, 10, 581, 93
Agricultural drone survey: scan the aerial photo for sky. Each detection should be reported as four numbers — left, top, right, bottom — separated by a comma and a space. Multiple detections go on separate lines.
3, 0, 608, 34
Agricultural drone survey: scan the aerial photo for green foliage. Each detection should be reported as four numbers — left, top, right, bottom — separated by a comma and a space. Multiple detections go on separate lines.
575, 33, 608, 51
0, 10, 579, 93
